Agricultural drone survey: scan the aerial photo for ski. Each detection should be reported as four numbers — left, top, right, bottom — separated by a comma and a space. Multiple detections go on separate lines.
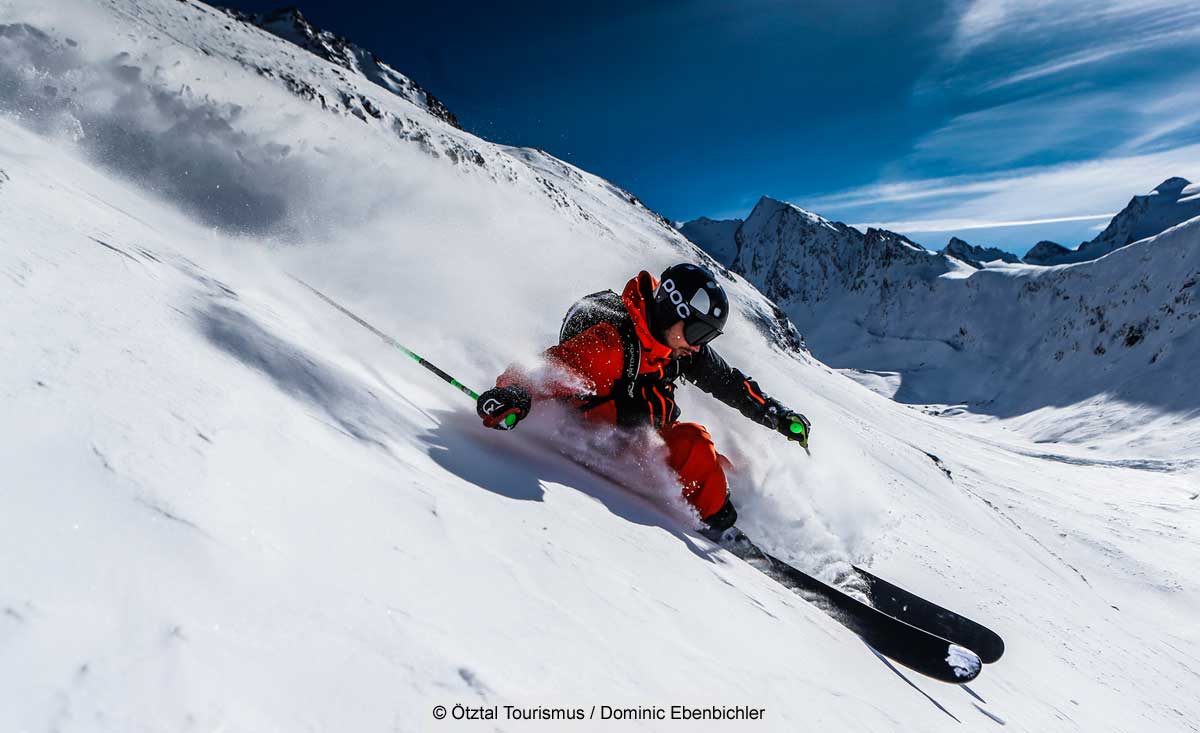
852, 566, 1005, 664
710, 528, 982, 684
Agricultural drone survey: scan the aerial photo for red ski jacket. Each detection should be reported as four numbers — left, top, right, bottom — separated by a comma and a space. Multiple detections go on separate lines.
498, 271, 787, 431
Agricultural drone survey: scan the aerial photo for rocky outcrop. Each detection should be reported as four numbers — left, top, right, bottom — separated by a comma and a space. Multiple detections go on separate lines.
1023, 240, 1073, 265
731, 196, 950, 310
221, 6, 460, 129
941, 237, 1021, 268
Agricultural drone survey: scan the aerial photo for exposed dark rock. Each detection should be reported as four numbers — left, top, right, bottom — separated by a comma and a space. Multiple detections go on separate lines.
1023, 240, 1072, 265
942, 236, 1021, 268
220, 6, 460, 129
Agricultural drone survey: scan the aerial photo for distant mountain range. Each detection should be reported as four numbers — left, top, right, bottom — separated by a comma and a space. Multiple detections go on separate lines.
681, 177, 1200, 268
1024, 177, 1200, 264
679, 184, 1200, 421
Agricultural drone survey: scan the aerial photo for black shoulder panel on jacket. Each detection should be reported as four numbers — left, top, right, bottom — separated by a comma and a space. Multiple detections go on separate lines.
559, 290, 640, 389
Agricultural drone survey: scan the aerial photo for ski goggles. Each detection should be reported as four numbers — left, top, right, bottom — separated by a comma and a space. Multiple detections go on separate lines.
683, 318, 722, 346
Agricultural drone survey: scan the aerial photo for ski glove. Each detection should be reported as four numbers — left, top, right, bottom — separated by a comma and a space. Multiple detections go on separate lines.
776, 411, 811, 448
477, 385, 532, 430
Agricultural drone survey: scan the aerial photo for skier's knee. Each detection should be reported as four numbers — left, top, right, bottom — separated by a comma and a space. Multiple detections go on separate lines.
703, 496, 738, 531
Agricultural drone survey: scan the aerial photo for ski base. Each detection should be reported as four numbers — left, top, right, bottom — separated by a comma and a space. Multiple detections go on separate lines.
709, 527, 983, 684
853, 565, 1004, 664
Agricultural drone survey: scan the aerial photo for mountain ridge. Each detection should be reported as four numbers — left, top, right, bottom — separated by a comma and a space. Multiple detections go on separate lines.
220, 5, 460, 128
1048, 176, 1200, 265
682, 177, 1198, 267
941, 236, 1021, 268
684, 192, 1200, 430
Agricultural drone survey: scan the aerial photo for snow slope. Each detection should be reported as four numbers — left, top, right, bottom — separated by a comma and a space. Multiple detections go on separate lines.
2, 1, 1199, 731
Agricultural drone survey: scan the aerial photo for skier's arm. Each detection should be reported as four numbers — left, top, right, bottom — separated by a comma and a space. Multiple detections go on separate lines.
482, 325, 625, 430
495, 323, 625, 404
684, 347, 811, 445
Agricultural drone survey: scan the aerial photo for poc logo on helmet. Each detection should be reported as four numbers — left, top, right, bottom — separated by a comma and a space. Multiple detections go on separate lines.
661, 279, 691, 320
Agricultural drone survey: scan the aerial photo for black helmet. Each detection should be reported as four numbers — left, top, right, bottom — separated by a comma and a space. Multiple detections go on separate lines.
650, 263, 729, 346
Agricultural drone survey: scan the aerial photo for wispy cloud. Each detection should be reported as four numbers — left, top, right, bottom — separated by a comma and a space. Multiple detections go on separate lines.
911, 89, 1197, 176
798, 143, 1200, 237
947, 0, 1199, 62
858, 65, 1200, 218
751, 0, 1200, 252
981, 24, 1200, 91
902, 90, 1126, 170
1114, 83, 1200, 154
854, 212, 1115, 233
802, 171, 1032, 211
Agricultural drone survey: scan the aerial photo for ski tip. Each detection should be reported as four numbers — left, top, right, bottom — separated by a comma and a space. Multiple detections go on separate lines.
979, 636, 1005, 664
946, 644, 982, 682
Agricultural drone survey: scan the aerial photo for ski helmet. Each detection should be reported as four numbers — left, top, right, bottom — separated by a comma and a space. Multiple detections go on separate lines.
650, 263, 729, 346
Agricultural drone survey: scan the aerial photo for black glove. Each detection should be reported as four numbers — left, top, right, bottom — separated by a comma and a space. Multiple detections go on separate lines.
477, 385, 531, 430
776, 411, 811, 448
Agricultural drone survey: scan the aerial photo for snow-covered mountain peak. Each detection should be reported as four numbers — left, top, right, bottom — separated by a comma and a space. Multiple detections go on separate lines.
867, 226, 931, 254
1152, 176, 1191, 195
1027, 175, 1200, 264
244, 7, 338, 49
1023, 239, 1072, 265
731, 196, 953, 314
683, 178, 1199, 441
681, 198, 940, 271
747, 195, 841, 232
730, 195, 1200, 434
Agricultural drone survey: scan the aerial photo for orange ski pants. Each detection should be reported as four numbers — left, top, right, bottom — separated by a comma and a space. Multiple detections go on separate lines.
660, 422, 731, 520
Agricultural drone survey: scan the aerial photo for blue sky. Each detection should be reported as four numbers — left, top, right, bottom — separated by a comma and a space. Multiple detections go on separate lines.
223, 0, 1200, 254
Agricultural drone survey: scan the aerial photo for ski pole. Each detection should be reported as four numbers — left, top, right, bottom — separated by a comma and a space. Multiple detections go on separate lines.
289, 275, 481, 401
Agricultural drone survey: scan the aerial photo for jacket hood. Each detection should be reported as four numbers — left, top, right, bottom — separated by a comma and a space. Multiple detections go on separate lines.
622, 271, 674, 370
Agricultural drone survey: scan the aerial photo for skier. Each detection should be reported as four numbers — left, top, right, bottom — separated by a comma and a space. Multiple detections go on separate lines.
475, 263, 810, 533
